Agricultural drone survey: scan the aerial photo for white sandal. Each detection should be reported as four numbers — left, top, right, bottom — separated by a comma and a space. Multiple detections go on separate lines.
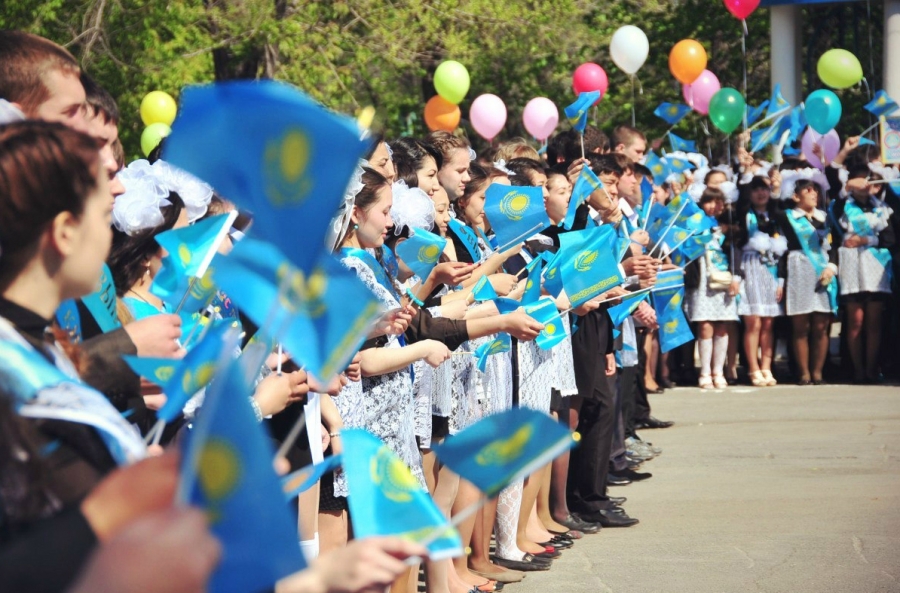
750, 370, 768, 387
761, 369, 777, 386
712, 374, 728, 389
698, 374, 713, 389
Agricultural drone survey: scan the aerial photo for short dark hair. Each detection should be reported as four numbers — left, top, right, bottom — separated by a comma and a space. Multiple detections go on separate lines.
80, 73, 119, 124
586, 153, 623, 178
505, 158, 546, 186
0, 31, 81, 116
699, 187, 725, 206
610, 125, 645, 150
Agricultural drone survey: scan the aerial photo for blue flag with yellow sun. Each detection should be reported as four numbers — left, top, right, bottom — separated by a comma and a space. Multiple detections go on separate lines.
522, 297, 566, 350
164, 81, 368, 273
564, 91, 601, 133
155, 212, 237, 278
864, 90, 899, 118
562, 165, 603, 230
473, 333, 511, 373
431, 407, 578, 498
653, 102, 691, 126
521, 256, 543, 306
668, 132, 697, 153
282, 455, 343, 500
213, 237, 381, 381
746, 101, 769, 127
607, 290, 650, 328
395, 227, 447, 282
557, 226, 623, 308
179, 338, 306, 593
651, 269, 692, 353
123, 320, 239, 423
483, 184, 549, 251
644, 152, 670, 185
767, 83, 791, 119
342, 429, 463, 560
471, 275, 499, 302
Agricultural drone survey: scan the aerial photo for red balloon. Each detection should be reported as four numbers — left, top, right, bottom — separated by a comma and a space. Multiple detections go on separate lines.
723, 0, 760, 20
572, 63, 608, 105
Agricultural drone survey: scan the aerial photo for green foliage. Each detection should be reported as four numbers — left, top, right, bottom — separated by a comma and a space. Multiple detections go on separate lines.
1, 0, 883, 161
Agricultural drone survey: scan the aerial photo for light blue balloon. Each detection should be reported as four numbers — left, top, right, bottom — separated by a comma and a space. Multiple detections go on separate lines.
805, 89, 842, 134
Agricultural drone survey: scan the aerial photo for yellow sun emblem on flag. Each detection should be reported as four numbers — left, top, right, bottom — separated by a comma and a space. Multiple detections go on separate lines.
370, 446, 420, 503
418, 243, 441, 264
668, 105, 679, 116
276, 263, 328, 318
475, 424, 532, 467
664, 319, 679, 333
264, 128, 313, 207
499, 192, 530, 222
488, 338, 508, 354
574, 250, 598, 272
178, 244, 192, 266
182, 361, 217, 395
198, 438, 242, 524
154, 365, 175, 383
544, 322, 557, 335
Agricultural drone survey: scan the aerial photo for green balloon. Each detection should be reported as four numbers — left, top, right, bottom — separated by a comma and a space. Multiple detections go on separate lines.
434, 60, 470, 105
141, 122, 171, 156
708, 88, 745, 134
817, 49, 863, 89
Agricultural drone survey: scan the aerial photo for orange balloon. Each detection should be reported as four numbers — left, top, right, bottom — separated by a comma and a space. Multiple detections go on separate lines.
669, 39, 708, 85
424, 95, 461, 132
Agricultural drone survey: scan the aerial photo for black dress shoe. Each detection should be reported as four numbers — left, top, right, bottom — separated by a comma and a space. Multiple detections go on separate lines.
607, 474, 632, 486
492, 554, 551, 571
634, 416, 674, 429
555, 513, 601, 534
659, 378, 674, 389
611, 468, 652, 481
532, 548, 560, 560
578, 509, 639, 527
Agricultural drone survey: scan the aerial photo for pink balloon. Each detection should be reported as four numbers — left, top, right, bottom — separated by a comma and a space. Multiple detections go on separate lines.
469, 94, 507, 141
682, 70, 721, 115
724, 0, 760, 20
522, 97, 559, 141
801, 128, 840, 170
572, 63, 608, 105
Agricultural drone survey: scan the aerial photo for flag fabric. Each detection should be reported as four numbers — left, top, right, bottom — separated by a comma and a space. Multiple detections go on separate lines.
395, 227, 447, 282
163, 81, 368, 273
651, 269, 692, 353
124, 321, 238, 423
859, 137, 876, 146
607, 291, 650, 328
448, 218, 482, 262
483, 184, 549, 251
558, 226, 623, 308
672, 232, 714, 264
653, 102, 691, 126
864, 90, 899, 118
473, 333, 511, 373
766, 83, 791, 119
151, 256, 219, 316
746, 101, 770, 127
644, 152, 670, 185
750, 116, 789, 153
562, 165, 603, 230
471, 275, 499, 302
521, 257, 543, 306
342, 429, 463, 560
282, 455, 343, 499
213, 237, 381, 381
640, 177, 654, 205
494, 297, 521, 314
522, 297, 567, 350
431, 407, 577, 498
668, 132, 697, 153
663, 154, 695, 175
179, 340, 306, 593
564, 91, 601, 133
155, 212, 238, 279
787, 105, 807, 145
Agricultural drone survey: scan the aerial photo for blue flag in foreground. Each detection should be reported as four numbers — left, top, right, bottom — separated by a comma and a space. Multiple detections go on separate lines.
668, 132, 697, 153
180, 340, 305, 593
472, 275, 499, 302
342, 429, 463, 560
124, 321, 238, 423
563, 165, 603, 230
432, 408, 578, 498
156, 212, 237, 279
864, 90, 899, 118
607, 291, 650, 328
522, 297, 566, 350
396, 227, 447, 281
767, 83, 791, 119
521, 257, 543, 306
282, 455, 343, 499
213, 237, 381, 380
164, 81, 368, 273
564, 91, 601, 133
654, 102, 691, 126
484, 184, 549, 250
494, 297, 521, 314
651, 269, 692, 353
746, 101, 770, 127
473, 333, 511, 373
558, 226, 623, 308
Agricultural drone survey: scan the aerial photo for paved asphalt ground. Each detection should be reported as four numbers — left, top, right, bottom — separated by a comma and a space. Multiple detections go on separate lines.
513, 384, 900, 593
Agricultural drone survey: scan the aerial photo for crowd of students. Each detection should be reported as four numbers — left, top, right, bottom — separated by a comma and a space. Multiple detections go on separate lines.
1, 28, 899, 593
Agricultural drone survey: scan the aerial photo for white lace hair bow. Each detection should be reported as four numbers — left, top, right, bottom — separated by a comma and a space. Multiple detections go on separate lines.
113, 160, 171, 235
390, 179, 435, 233
151, 160, 213, 223
492, 159, 515, 176
325, 159, 366, 251
869, 161, 899, 181
779, 167, 830, 200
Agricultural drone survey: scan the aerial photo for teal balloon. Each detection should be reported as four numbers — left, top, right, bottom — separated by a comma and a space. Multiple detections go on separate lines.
805, 89, 842, 134
708, 87, 745, 134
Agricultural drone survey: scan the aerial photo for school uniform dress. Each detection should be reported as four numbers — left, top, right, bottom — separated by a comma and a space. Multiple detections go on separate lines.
832, 196, 895, 300
777, 208, 838, 316
736, 209, 785, 317
685, 229, 739, 322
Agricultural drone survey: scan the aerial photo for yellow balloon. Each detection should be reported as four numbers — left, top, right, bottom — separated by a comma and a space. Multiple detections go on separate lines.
140, 90, 177, 126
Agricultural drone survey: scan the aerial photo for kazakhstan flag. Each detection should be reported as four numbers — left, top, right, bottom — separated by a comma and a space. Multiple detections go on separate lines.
522, 297, 566, 350
644, 152, 670, 185
282, 455, 343, 499
651, 269, 692, 353
654, 102, 692, 126
431, 407, 577, 498
564, 91, 601, 133
746, 101, 770, 127
164, 81, 368, 273
766, 83, 791, 119
558, 226, 623, 308
562, 165, 603, 230
473, 333, 511, 373
395, 227, 447, 281
471, 275, 499, 303
864, 90, 899, 118
342, 429, 463, 560
521, 257, 543, 306
607, 291, 649, 328
668, 132, 697, 153
155, 212, 237, 279
483, 184, 549, 251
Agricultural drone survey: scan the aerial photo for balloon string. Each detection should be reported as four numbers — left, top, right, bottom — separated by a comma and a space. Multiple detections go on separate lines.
630, 75, 636, 127
741, 21, 748, 131
726, 138, 732, 167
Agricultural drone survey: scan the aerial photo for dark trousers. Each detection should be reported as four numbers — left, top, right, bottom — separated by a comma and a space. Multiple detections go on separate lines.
611, 366, 636, 471
566, 379, 616, 514
633, 328, 652, 426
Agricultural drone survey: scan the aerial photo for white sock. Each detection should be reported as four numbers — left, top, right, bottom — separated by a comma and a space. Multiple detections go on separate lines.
713, 334, 729, 376
299, 533, 319, 561
699, 338, 713, 376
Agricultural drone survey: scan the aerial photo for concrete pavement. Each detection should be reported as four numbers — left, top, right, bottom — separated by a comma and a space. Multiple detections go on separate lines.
514, 384, 900, 593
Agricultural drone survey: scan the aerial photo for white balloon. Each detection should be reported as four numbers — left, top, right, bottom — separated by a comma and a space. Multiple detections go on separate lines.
609, 25, 649, 75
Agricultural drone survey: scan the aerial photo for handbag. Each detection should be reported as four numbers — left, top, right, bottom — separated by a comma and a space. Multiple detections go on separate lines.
706, 251, 733, 291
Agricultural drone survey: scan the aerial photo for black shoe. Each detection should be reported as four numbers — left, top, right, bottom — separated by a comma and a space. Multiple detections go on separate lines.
611, 468, 652, 481
659, 378, 675, 389
578, 509, 640, 527
634, 416, 674, 430
532, 548, 560, 560
555, 513, 600, 533
609, 496, 627, 504
797, 378, 811, 386
607, 474, 632, 486
492, 554, 551, 571
539, 536, 574, 550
